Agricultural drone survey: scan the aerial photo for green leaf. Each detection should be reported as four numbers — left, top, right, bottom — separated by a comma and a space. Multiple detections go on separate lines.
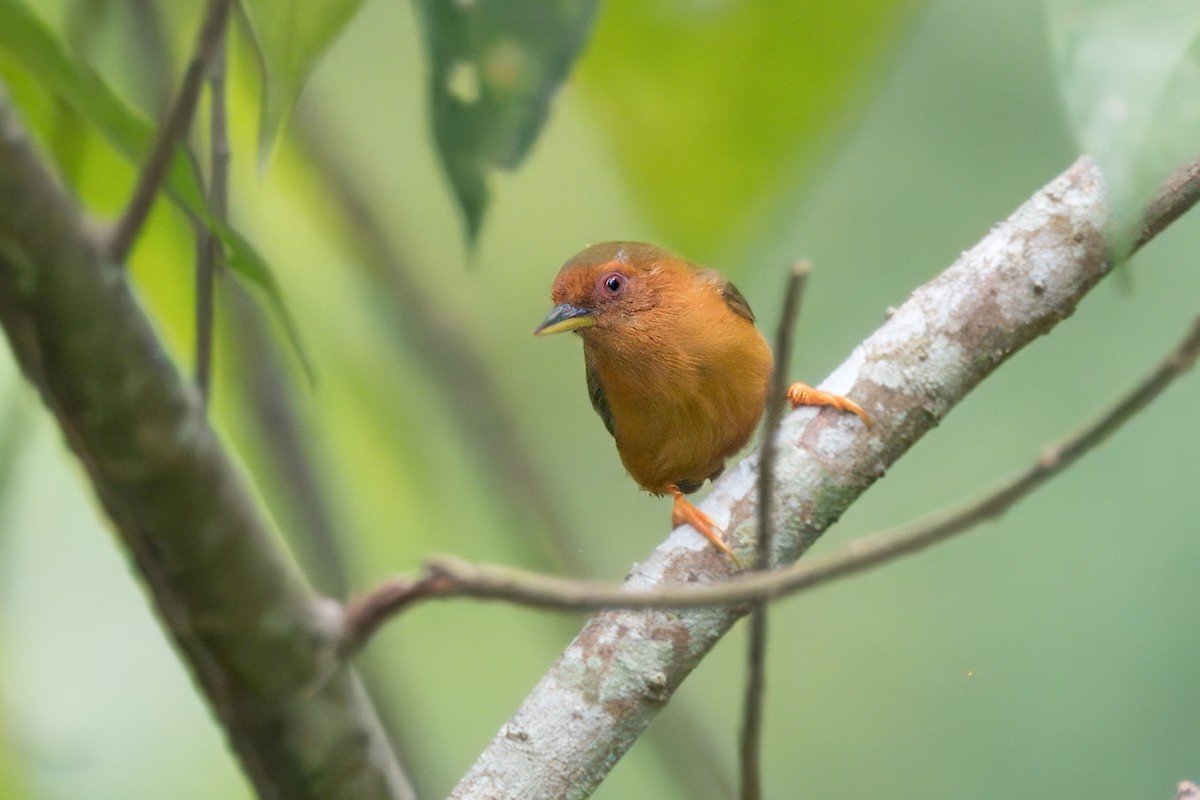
575, 0, 924, 257
412, 0, 599, 244
1046, 0, 1200, 256
0, 0, 310, 373
239, 0, 364, 163
0, 0, 155, 169
220, 225, 315, 386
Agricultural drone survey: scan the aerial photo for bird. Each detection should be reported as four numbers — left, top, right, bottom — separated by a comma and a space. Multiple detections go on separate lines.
534, 241, 870, 557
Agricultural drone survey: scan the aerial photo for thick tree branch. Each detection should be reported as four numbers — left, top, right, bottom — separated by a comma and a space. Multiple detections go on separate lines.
447, 155, 1198, 799
0, 90, 413, 799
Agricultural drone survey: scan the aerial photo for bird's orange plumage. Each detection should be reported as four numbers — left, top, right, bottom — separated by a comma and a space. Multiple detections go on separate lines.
536, 241, 868, 556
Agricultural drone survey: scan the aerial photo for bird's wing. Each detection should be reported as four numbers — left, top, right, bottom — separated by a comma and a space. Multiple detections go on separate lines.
698, 268, 756, 323
584, 353, 617, 438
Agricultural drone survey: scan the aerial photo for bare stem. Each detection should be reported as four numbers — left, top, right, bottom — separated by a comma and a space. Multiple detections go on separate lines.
108, 0, 230, 264
1138, 158, 1200, 250
756, 260, 810, 571
739, 606, 767, 800
194, 29, 227, 401
740, 259, 810, 800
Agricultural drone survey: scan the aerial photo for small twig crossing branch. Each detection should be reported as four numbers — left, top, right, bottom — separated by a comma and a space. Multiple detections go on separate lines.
756, 261, 811, 573
740, 259, 809, 800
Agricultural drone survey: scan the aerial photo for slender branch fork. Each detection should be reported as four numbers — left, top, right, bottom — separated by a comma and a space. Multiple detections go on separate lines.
108, 0, 231, 264
342, 155, 1200, 654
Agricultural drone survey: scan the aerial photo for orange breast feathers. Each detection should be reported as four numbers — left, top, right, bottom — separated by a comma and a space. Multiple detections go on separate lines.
534, 241, 772, 496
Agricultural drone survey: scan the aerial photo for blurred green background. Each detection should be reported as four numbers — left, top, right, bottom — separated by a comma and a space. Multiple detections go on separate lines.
1, 0, 1199, 798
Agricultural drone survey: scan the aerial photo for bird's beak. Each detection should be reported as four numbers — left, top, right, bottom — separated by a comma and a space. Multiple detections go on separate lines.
533, 303, 596, 335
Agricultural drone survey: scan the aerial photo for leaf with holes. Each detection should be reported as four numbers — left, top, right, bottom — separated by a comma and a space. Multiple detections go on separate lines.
412, 0, 599, 245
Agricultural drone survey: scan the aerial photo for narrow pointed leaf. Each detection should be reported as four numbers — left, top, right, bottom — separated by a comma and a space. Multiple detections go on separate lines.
239, 0, 364, 162
220, 225, 315, 387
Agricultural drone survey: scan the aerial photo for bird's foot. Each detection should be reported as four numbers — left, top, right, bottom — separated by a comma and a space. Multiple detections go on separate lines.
669, 485, 735, 557
786, 382, 872, 427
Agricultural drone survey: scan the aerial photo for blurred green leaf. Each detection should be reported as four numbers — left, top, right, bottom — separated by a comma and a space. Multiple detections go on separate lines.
221, 225, 315, 386
575, 0, 923, 257
0, 0, 170, 186
1046, 0, 1200, 255
412, 0, 599, 244
0, 0, 310, 372
239, 0, 364, 162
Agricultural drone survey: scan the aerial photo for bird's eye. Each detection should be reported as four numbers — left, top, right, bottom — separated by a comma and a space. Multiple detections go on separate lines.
602, 273, 625, 295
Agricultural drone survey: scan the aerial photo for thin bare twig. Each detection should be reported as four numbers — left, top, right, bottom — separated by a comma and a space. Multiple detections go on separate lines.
194, 235, 217, 397
756, 260, 810, 572
194, 27, 227, 401
343, 307, 1200, 648
739, 607, 767, 800
108, 0, 231, 264
741, 259, 809, 800
1138, 158, 1200, 250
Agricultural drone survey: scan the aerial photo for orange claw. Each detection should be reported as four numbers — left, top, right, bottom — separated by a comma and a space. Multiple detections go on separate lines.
668, 485, 734, 557
786, 382, 872, 427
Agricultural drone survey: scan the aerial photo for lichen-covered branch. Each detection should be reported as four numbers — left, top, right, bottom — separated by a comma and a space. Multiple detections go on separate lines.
0, 90, 414, 799
450, 156, 1191, 799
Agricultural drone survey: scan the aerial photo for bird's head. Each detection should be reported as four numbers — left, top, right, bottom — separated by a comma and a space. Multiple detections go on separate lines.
533, 241, 672, 337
